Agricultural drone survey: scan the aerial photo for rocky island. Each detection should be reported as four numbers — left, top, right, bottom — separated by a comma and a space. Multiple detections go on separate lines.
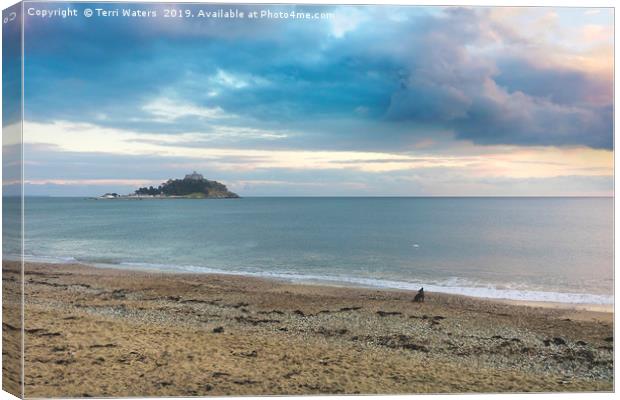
100, 171, 239, 199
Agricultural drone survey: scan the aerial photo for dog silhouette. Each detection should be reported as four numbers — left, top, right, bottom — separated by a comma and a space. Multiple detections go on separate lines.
413, 287, 425, 303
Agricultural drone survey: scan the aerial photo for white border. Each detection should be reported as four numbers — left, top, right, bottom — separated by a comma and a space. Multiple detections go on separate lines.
0, 1, 616, 400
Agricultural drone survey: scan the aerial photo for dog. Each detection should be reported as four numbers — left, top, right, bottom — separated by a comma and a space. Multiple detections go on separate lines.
413, 287, 425, 303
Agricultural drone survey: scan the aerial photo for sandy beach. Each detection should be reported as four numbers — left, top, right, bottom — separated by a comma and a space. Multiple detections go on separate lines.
2, 261, 614, 397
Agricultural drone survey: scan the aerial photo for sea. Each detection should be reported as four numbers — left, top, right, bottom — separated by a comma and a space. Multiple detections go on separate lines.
6, 197, 615, 305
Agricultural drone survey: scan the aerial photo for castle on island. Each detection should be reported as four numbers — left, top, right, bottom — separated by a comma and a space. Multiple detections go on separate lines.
184, 171, 205, 181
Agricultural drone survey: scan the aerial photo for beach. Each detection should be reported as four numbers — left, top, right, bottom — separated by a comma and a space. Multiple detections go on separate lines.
2, 260, 613, 396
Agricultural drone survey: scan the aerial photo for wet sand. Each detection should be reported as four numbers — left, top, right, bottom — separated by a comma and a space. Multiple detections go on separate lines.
2, 261, 614, 397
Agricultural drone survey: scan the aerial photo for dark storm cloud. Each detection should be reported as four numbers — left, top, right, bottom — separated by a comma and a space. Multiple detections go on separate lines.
381, 8, 613, 149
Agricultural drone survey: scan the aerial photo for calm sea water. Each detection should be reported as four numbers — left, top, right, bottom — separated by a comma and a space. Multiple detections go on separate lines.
12, 197, 615, 304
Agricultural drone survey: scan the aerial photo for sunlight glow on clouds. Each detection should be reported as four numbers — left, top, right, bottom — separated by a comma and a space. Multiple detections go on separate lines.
211, 69, 270, 90
142, 98, 232, 122
24, 120, 612, 181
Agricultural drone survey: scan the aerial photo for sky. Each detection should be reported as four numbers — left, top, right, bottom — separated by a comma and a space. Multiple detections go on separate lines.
10, 3, 614, 196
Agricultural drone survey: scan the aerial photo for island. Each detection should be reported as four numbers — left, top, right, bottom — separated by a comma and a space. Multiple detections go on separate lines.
99, 171, 239, 199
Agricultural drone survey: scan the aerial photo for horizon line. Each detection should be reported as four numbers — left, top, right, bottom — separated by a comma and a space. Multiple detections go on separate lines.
10, 195, 615, 199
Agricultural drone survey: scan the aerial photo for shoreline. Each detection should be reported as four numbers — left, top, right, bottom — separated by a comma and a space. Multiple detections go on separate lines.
4, 260, 614, 396
497, 299, 613, 315
19, 255, 615, 313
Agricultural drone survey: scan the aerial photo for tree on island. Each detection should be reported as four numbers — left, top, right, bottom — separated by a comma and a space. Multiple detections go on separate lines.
134, 173, 239, 198
135, 186, 160, 196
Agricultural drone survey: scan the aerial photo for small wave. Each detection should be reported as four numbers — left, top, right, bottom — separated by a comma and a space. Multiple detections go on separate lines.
111, 261, 613, 305
18, 256, 612, 306
74, 256, 124, 265
23, 254, 79, 264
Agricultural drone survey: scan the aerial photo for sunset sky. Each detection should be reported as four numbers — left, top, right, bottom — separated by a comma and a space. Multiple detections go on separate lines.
13, 4, 614, 196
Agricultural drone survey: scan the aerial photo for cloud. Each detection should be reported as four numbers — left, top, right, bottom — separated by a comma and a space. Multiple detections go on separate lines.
382, 8, 613, 149
209, 69, 271, 90
24, 179, 158, 186
329, 6, 368, 38
582, 24, 613, 42
23, 120, 290, 157
24, 120, 611, 179
142, 97, 232, 122
24, 6, 613, 151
